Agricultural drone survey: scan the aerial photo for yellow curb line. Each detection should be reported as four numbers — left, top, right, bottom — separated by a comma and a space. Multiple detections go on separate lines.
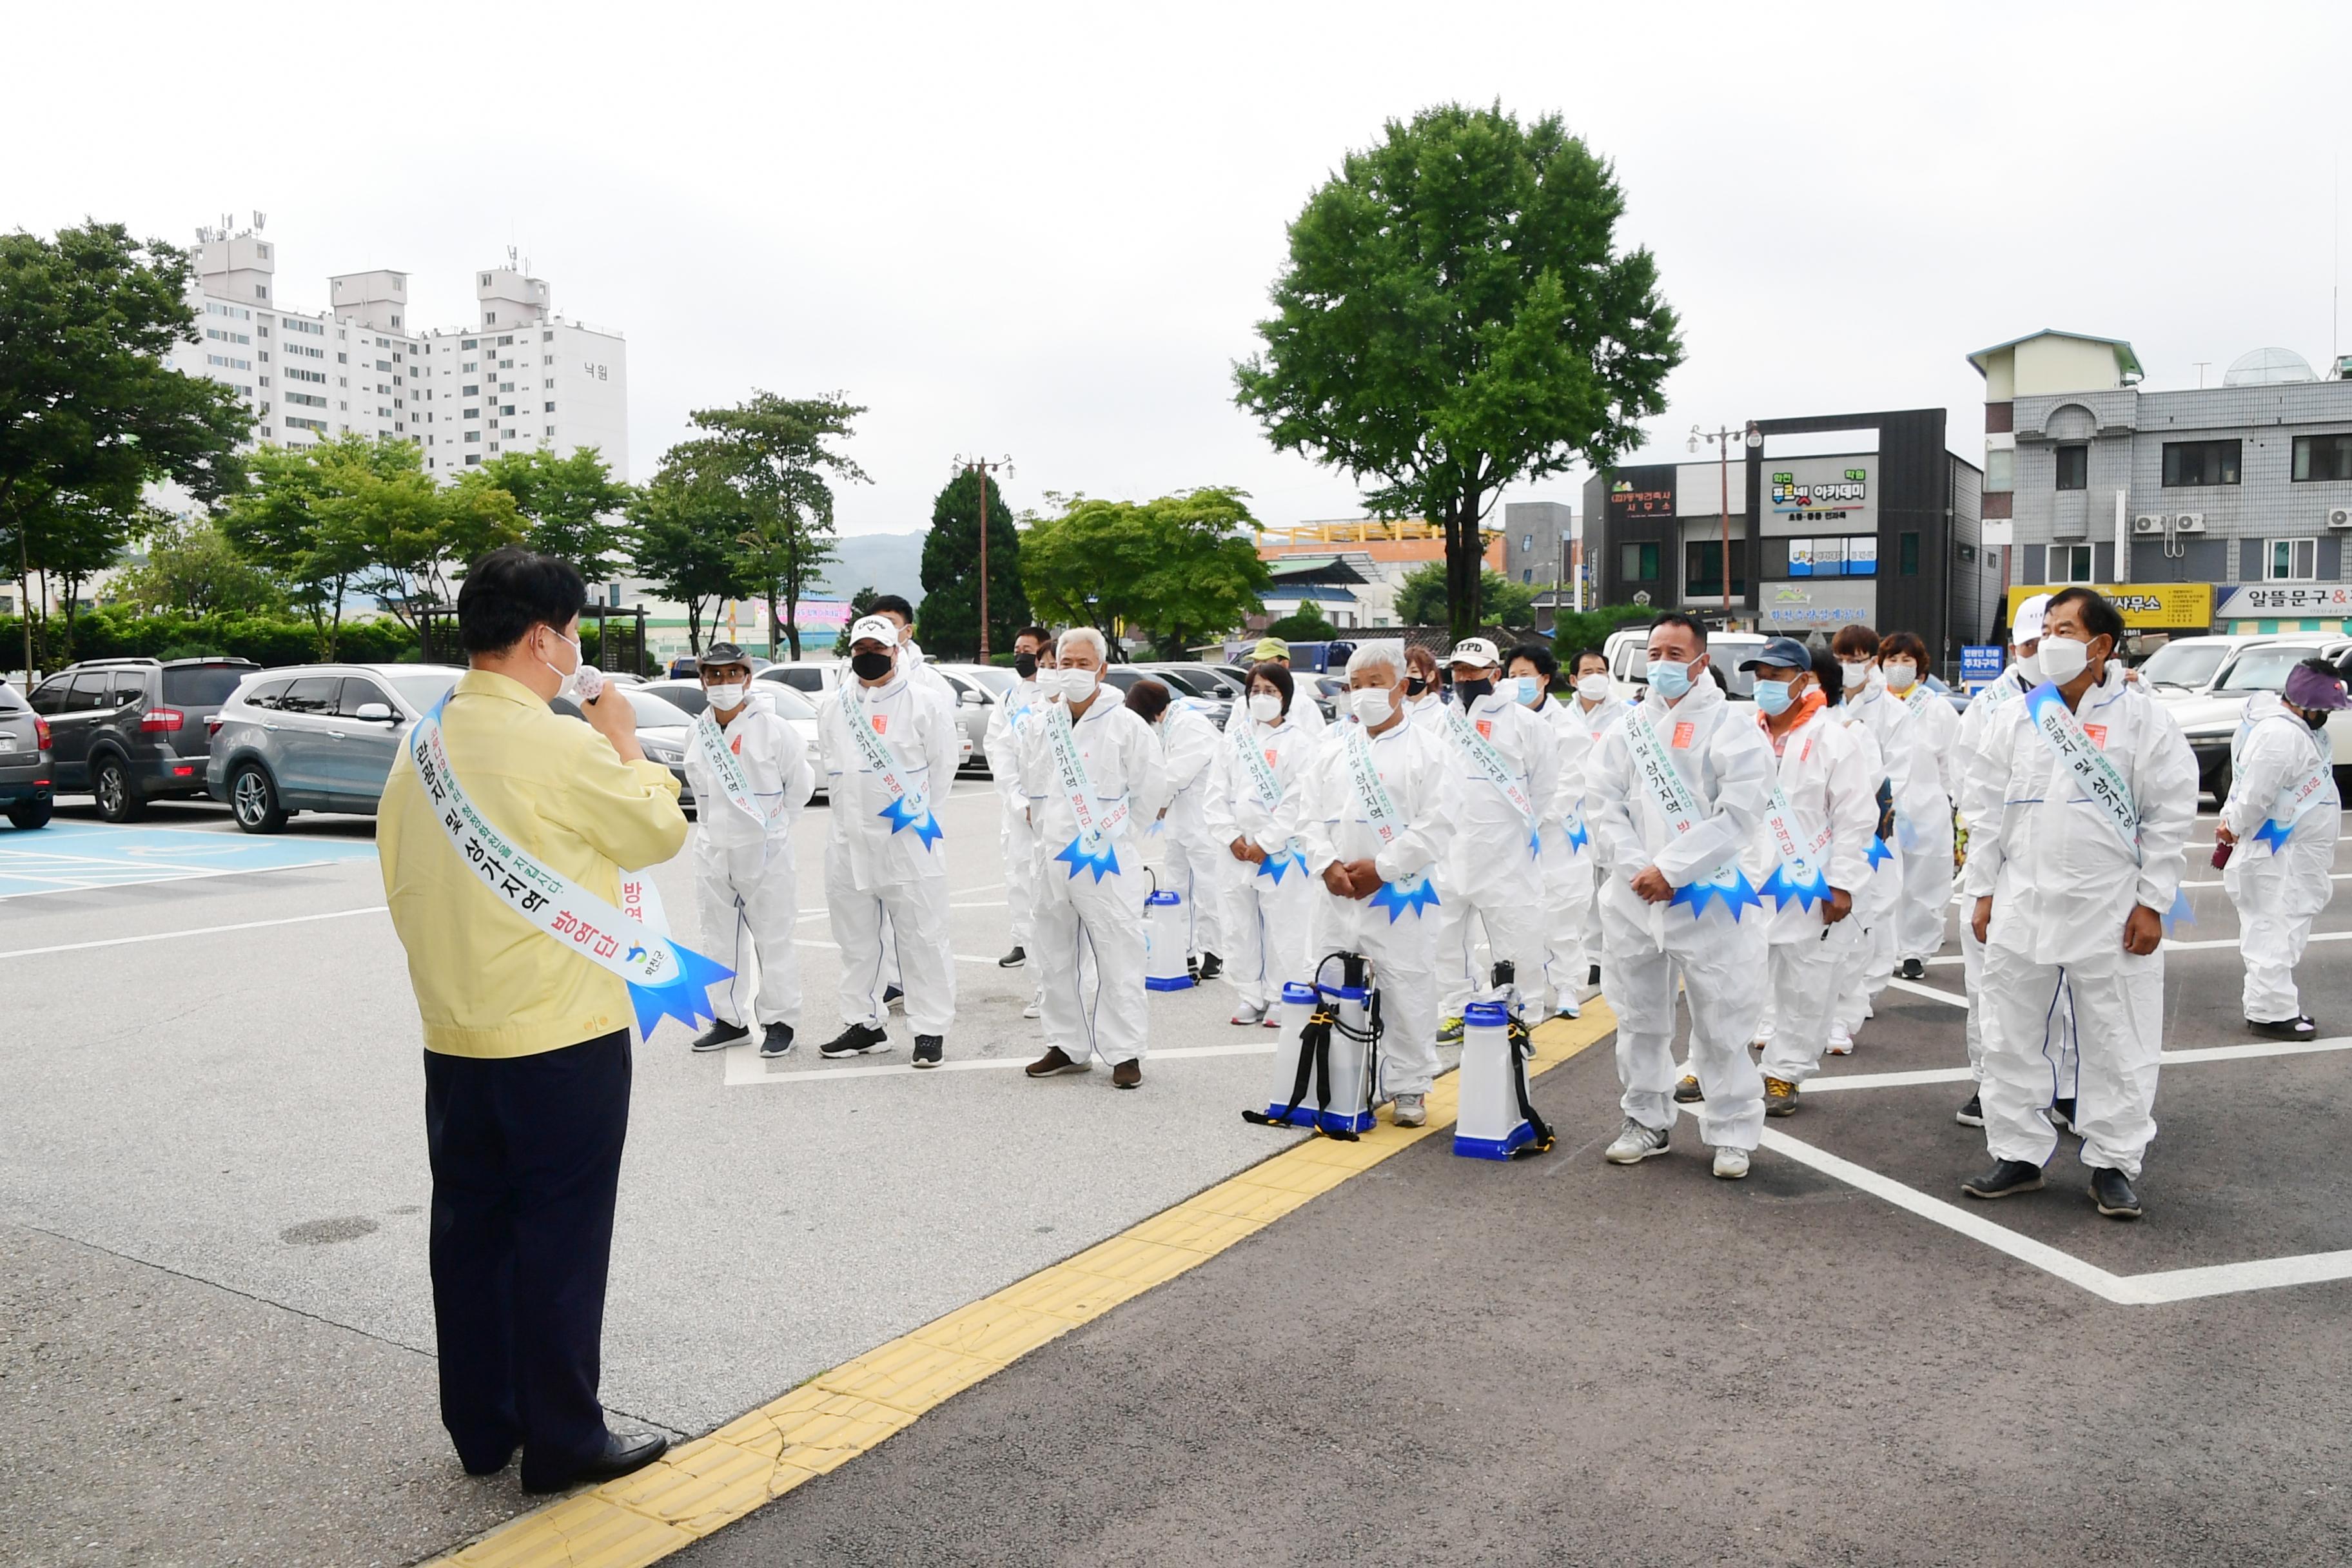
427, 1004, 1617, 1566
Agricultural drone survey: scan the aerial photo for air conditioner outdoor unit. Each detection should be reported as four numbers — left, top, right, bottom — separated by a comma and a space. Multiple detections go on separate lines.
2172, 513, 2207, 533
2132, 514, 2167, 534
2329, 507, 2352, 529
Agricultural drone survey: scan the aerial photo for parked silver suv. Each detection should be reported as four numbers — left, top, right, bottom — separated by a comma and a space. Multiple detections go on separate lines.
207, 664, 467, 832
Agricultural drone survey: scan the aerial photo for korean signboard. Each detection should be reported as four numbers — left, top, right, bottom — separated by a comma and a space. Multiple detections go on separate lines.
2008, 583, 2212, 630
1758, 580, 1877, 630
1607, 468, 1677, 524
2212, 583, 2352, 620
1761, 455, 1877, 536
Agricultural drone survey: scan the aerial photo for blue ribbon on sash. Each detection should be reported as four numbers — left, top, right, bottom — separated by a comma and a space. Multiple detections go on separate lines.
1865, 834, 1894, 871
1055, 835, 1122, 883
880, 794, 944, 847
1759, 861, 1832, 912
1669, 868, 1764, 921
1368, 874, 1441, 923
1257, 847, 1306, 884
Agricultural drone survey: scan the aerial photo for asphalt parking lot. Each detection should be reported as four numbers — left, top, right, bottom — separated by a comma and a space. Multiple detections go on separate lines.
4, 789, 2349, 1567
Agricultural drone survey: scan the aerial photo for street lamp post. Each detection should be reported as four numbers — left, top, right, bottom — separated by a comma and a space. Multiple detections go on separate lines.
1688, 421, 1765, 623
954, 454, 1014, 662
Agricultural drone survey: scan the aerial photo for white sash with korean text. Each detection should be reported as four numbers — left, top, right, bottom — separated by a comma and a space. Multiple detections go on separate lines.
1442, 703, 1540, 853
692, 710, 765, 827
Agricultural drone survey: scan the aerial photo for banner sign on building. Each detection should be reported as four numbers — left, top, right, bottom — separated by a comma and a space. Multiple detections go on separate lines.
1758, 580, 1877, 630
2212, 583, 2352, 620
1960, 645, 2004, 689
1607, 469, 1676, 522
1759, 455, 1878, 537
2009, 583, 2211, 630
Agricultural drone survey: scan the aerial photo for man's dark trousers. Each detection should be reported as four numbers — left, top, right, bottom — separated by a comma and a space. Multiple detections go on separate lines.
423, 1028, 631, 1482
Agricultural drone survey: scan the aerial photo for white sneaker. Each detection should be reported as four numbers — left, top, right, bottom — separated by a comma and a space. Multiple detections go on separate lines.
1712, 1146, 1751, 1180
1230, 1002, 1269, 1028
1826, 1028, 1854, 1056
1552, 1000, 1581, 1021
1603, 1118, 1670, 1164
1021, 997, 1043, 1021
1391, 1092, 1427, 1128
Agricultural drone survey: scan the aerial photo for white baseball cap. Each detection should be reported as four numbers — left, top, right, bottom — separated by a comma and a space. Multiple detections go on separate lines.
2010, 593, 2051, 644
850, 614, 898, 648
1446, 636, 1502, 669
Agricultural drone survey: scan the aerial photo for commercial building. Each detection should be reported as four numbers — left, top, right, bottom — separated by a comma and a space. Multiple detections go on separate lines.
1253, 518, 1508, 629
1971, 329, 2352, 637
1582, 409, 1990, 670
164, 219, 629, 483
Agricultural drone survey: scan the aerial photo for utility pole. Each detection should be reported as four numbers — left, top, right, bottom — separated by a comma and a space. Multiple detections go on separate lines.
954, 454, 1014, 661
1689, 422, 1764, 624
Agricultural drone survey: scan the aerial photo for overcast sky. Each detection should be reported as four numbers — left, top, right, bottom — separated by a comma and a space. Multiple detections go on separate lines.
6, 1, 2347, 538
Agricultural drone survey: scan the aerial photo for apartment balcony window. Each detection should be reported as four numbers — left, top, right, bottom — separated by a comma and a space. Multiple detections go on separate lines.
2266, 538, 2318, 582
2292, 434, 2352, 482
2055, 444, 2088, 491
2162, 439, 2241, 487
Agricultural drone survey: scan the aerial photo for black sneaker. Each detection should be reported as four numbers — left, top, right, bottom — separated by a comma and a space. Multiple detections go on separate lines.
1955, 1093, 1984, 1128
819, 1022, 890, 1059
691, 1019, 750, 1053
2091, 1166, 2143, 1220
883, 985, 905, 1007
758, 1023, 794, 1059
2049, 1097, 2077, 1133
911, 1035, 944, 1068
2248, 1014, 2318, 1041
1900, 957, 1926, 980
1672, 1074, 1703, 1104
997, 946, 1026, 970
1961, 1159, 2044, 1200
1195, 952, 1223, 981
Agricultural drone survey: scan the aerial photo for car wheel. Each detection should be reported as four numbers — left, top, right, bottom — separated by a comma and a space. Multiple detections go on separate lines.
230, 762, 288, 834
5, 796, 52, 830
93, 754, 145, 822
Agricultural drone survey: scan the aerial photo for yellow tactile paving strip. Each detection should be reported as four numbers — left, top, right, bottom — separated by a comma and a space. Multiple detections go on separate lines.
430, 1004, 1616, 1567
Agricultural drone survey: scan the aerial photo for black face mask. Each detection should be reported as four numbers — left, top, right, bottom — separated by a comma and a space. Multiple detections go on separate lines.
1014, 652, 1038, 680
1455, 676, 1493, 704
1406, 675, 1429, 696
850, 650, 895, 680
2306, 707, 2332, 733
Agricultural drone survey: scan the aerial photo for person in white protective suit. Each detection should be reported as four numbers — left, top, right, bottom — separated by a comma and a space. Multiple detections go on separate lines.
1508, 642, 1593, 1019
1827, 622, 1915, 1052
814, 615, 961, 1068
1205, 662, 1318, 1027
1224, 634, 1328, 740
1733, 642, 1876, 1117
1961, 587, 2195, 1221
1132, 678, 1228, 980
868, 593, 954, 1012
1294, 640, 1458, 1128
684, 643, 818, 1059
2217, 658, 2349, 1039
1431, 636, 1561, 1032
1587, 613, 1776, 1181
1020, 628, 1170, 1090
1879, 630, 1961, 979
1563, 647, 1629, 989
1403, 644, 1447, 725
1950, 594, 2075, 1130
985, 628, 1056, 1012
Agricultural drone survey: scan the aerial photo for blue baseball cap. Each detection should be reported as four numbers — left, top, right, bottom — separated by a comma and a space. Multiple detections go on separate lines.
1737, 636, 1812, 674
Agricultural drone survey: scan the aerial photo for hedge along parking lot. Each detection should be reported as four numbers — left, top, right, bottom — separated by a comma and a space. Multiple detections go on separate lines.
1, 609, 421, 669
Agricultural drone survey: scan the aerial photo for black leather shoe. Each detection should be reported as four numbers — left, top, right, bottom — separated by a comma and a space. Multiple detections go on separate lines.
459, 1444, 517, 1477
520, 1429, 669, 1494
1961, 1159, 2045, 1200
691, 1019, 750, 1053
2091, 1166, 2143, 1220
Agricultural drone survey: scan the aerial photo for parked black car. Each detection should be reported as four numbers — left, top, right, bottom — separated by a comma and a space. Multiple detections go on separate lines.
0, 680, 55, 829
27, 657, 257, 821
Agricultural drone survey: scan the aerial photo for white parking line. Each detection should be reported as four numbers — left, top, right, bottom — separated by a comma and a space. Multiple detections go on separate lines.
1884, 977, 1968, 1008
0, 859, 362, 901
792, 939, 1004, 966
722, 1037, 1280, 1086
1801, 1035, 2352, 1095
0, 905, 389, 960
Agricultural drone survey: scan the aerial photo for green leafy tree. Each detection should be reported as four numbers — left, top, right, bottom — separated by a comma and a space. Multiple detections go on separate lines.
627, 458, 750, 655
1235, 104, 1683, 640
0, 221, 251, 674
219, 440, 371, 656
115, 518, 288, 616
478, 446, 632, 577
1264, 605, 1337, 643
1393, 561, 1537, 628
1021, 487, 1268, 655
830, 585, 881, 658
674, 391, 868, 661
916, 467, 1027, 659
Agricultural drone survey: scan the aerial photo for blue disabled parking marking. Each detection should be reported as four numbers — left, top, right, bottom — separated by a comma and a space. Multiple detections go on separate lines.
0, 821, 376, 899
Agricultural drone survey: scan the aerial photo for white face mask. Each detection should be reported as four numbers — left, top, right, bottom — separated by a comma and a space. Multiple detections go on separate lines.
542, 629, 602, 703
1247, 692, 1282, 723
1575, 672, 1611, 702
1051, 667, 1097, 701
2037, 635, 2092, 685
1882, 660, 1917, 692
1349, 686, 1397, 726
1839, 660, 1874, 692
705, 682, 747, 710
2014, 645, 2041, 681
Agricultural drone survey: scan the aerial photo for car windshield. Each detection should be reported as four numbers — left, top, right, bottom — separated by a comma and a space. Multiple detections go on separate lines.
621, 687, 696, 728
2216, 645, 2326, 695
959, 667, 1017, 695
2137, 639, 2234, 689
386, 671, 461, 712
161, 665, 250, 706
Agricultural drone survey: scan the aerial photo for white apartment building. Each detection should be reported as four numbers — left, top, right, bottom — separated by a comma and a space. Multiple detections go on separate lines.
165, 221, 629, 482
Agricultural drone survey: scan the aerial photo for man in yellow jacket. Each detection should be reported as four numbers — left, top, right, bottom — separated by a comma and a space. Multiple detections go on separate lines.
379, 547, 689, 1494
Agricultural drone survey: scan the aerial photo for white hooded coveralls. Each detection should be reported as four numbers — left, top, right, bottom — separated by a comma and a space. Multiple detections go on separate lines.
1296, 712, 1458, 1098
1018, 687, 1170, 1067
816, 672, 961, 1036
1832, 679, 1912, 1039
983, 673, 1048, 954
1155, 701, 1228, 963
1892, 681, 1961, 965
1433, 689, 1562, 1020
1586, 675, 1776, 1150
686, 698, 817, 1031
1570, 694, 1631, 970
2220, 692, 2342, 1023
1963, 665, 2195, 1179
1744, 700, 1876, 1088
1203, 712, 1317, 1012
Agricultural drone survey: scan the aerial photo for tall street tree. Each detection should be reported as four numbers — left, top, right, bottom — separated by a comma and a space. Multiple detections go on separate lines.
627, 455, 751, 656
477, 446, 632, 578
114, 516, 288, 616
674, 391, 867, 661
1393, 560, 1536, 629
1234, 104, 1682, 640
916, 466, 1027, 660
1021, 487, 1268, 656
0, 221, 251, 673
218, 439, 371, 656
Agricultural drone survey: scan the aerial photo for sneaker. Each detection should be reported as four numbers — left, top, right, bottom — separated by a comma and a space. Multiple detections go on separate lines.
2090, 1166, 2143, 1220
1961, 1159, 2044, 1200
2048, 1097, 2076, 1133
883, 984, 905, 1008
758, 1023, 795, 1059
818, 1022, 890, 1059
1021, 996, 1043, 1021
1586, 964, 1601, 987
2248, 1014, 2318, 1041
1230, 1002, 1269, 1028
691, 1019, 750, 1053
1826, 1028, 1854, 1057
911, 1035, 943, 1068
1672, 1074, 1703, 1104
1553, 1000, 1582, 1021
1603, 1119, 1671, 1164
1391, 1092, 1427, 1128
1900, 957, 1926, 980
1195, 952, 1223, 981
1712, 1146, 1751, 1180
1763, 1076, 1799, 1117
1262, 1015, 1280, 1030
1955, 1093, 1984, 1128
997, 946, 1026, 969
1025, 1046, 1091, 1078
1111, 1057, 1142, 1090
1436, 1016, 1464, 1044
